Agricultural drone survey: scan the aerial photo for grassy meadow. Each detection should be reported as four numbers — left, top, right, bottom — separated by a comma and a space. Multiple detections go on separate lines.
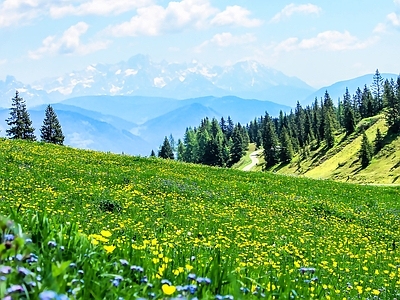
1, 138, 400, 299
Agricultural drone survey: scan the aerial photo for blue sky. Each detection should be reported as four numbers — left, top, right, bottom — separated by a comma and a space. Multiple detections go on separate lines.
0, 0, 399, 88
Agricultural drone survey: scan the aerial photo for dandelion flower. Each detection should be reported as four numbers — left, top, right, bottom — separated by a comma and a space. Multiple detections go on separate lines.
101, 230, 112, 238
162, 284, 176, 295
104, 245, 116, 253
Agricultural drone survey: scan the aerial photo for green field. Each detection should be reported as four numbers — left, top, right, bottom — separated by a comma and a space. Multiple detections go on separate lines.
1, 138, 400, 299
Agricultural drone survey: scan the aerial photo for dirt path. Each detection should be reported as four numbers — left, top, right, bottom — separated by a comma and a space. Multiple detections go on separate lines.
243, 150, 262, 171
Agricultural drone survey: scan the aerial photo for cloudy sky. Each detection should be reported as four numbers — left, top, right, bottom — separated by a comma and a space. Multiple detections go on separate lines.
0, 0, 399, 88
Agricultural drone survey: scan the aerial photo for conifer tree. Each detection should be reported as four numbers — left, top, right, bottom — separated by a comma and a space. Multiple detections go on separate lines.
372, 69, 384, 112
6, 91, 36, 141
183, 128, 198, 163
158, 136, 174, 159
359, 130, 373, 168
150, 149, 156, 157
280, 126, 293, 163
324, 114, 335, 149
384, 78, 400, 132
343, 88, 356, 135
230, 125, 245, 165
177, 139, 185, 161
374, 128, 384, 154
262, 114, 279, 167
40, 105, 65, 145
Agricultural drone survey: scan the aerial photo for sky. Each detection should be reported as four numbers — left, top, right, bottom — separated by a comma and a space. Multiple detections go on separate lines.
0, 0, 399, 88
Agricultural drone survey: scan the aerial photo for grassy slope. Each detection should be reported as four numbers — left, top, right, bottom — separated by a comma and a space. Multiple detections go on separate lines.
252, 115, 400, 184
1, 138, 400, 298
231, 143, 256, 170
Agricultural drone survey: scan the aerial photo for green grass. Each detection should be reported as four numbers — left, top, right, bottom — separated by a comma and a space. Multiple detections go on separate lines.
232, 143, 256, 170
1, 138, 400, 299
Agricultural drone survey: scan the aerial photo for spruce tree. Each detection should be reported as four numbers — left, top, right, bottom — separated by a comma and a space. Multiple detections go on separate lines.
343, 88, 356, 135
183, 128, 198, 163
40, 105, 65, 145
262, 114, 279, 167
359, 130, 373, 168
280, 126, 294, 163
230, 125, 245, 165
6, 91, 36, 141
384, 78, 399, 132
372, 69, 384, 112
158, 136, 174, 159
150, 149, 156, 157
177, 139, 185, 161
324, 114, 335, 149
374, 128, 384, 154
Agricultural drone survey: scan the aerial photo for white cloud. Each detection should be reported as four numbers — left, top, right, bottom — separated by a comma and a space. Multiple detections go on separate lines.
0, 0, 153, 27
196, 32, 256, 52
49, 0, 152, 18
373, 22, 387, 33
274, 31, 377, 52
373, 11, 400, 33
270, 3, 322, 23
395, 0, 400, 5
0, 0, 46, 27
106, 0, 218, 36
387, 12, 400, 27
106, 0, 261, 37
0, 59, 6, 65
29, 22, 110, 59
210, 5, 262, 27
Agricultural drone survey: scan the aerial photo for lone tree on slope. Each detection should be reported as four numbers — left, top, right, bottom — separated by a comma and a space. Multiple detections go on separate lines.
6, 90, 36, 141
40, 105, 65, 145
158, 136, 174, 159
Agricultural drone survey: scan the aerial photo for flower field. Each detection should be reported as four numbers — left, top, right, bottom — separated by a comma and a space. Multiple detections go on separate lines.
1, 138, 400, 299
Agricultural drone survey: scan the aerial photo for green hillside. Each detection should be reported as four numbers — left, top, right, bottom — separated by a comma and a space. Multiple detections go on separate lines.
1, 139, 400, 299
249, 115, 400, 184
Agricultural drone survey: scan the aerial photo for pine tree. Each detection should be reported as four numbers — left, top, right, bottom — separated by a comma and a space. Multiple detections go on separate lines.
40, 105, 65, 145
230, 125, 245, 165
6, 91, 36, 141
359, 130, 373, 168
262, 114, 279, 167
324, 114, 335, 149
183, 128, 198, 163
384, 78, 400, 132
177, 139, 185, 161
279, 126, 293, 163
294, 101, 306, 147
158, 136, 174, 159
343, 88, 356, 135
372, 69, 384, 112
150, 149, 156, 157
374, 128, 384, 154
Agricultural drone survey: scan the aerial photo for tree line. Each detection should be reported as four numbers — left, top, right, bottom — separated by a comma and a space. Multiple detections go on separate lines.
155, 116, 249, 167
4, 91, 65, 145
245, 70, 400, 169
156, 70, 400, 170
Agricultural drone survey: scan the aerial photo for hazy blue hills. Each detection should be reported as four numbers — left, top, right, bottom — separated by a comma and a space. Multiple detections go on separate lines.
135, 103, 222, 145
58, 95, 291, 152
0, 107, 151, 156
302, 73, 399, 105
60, 95, 181, 124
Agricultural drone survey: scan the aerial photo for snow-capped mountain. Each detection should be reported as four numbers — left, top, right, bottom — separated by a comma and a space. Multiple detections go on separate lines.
30, 54, 315, 106
0, 76, 61, 108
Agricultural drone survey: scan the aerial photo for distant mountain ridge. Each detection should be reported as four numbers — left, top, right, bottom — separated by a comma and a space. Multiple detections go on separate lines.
0, 54, 316, 107
302, 73, 399, 105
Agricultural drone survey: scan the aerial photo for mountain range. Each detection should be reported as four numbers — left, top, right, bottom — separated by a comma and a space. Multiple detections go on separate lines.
0, 54, 398, 156
0, 55, 316, 108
